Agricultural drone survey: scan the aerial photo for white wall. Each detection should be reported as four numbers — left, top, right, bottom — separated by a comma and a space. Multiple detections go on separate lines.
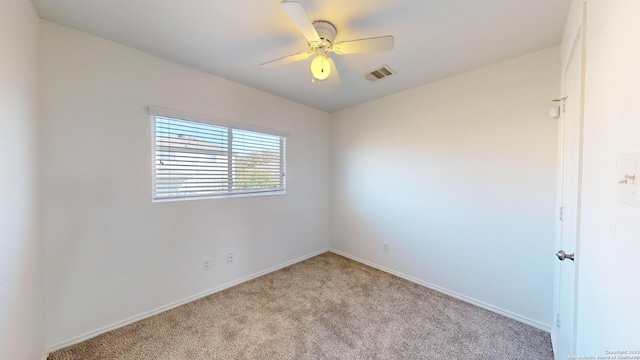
40, 21, 330, 348
331, 47, 560, 330
0, 0, 46, 359
574, 0, 640, 354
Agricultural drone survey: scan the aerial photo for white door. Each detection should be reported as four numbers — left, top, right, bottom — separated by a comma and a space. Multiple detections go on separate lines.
554, 27, 583, 360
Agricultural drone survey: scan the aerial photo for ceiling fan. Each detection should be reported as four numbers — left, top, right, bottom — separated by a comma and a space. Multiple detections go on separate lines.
261, 0, 395, 84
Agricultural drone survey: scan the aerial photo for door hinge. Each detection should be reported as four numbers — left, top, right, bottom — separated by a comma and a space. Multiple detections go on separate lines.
559, 206, 564, 221
553, 96, 568, 113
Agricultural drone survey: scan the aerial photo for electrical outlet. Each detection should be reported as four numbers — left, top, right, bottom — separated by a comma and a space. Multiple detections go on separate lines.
383, 242, 390, 253
227, 252, 234, 263
202, 258, 210, 271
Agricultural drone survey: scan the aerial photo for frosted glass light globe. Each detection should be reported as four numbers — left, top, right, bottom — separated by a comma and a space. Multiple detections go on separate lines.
310, 54, 331, 81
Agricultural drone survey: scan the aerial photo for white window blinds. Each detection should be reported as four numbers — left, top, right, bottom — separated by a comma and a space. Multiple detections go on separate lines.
152, 111, 286, 201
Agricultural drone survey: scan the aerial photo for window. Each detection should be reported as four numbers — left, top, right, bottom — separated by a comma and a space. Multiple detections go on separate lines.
150, 108, 287, 201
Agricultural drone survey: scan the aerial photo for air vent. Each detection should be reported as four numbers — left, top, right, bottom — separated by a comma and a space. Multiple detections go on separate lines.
365, 65, 396, 81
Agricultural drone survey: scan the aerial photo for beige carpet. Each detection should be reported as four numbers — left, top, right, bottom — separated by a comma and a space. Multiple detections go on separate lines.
48, 252, 553, 359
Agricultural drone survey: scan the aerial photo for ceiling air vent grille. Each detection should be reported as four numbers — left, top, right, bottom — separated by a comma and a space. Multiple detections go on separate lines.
365, 65, 395, 81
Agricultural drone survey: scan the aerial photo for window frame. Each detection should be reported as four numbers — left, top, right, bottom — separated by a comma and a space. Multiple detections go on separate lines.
149, 107, 288, 202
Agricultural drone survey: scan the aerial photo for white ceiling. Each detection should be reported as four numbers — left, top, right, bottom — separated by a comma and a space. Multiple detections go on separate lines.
31, 0, 570, 112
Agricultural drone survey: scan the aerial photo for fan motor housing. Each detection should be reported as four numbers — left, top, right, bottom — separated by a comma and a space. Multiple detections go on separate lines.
312, 21, 337, 49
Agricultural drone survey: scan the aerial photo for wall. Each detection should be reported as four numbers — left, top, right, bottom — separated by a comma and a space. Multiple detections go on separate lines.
40, 21, 330, 348
330, 47, 560, 330
0, 0, 46, 359
575, 0, 640, 354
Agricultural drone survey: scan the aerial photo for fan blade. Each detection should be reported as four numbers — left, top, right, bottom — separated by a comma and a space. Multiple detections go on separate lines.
327, 57, 342, 86
260, 51, 312, 68
280, 1, 320, 43
333, 35, 394, 55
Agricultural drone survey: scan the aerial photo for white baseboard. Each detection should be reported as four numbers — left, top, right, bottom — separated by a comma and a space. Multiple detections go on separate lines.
47, 248, 329, 353
329, 248, 551, 333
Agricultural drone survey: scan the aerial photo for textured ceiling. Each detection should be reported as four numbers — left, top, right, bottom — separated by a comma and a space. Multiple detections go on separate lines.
31, 0, 570, 112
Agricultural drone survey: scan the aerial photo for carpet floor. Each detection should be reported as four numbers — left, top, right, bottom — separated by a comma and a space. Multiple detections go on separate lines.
48, 252, 554, 359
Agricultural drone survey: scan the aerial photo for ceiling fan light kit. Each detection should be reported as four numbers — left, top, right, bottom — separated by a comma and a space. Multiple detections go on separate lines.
309, 21, 336, 82
262, 0, 395, 84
